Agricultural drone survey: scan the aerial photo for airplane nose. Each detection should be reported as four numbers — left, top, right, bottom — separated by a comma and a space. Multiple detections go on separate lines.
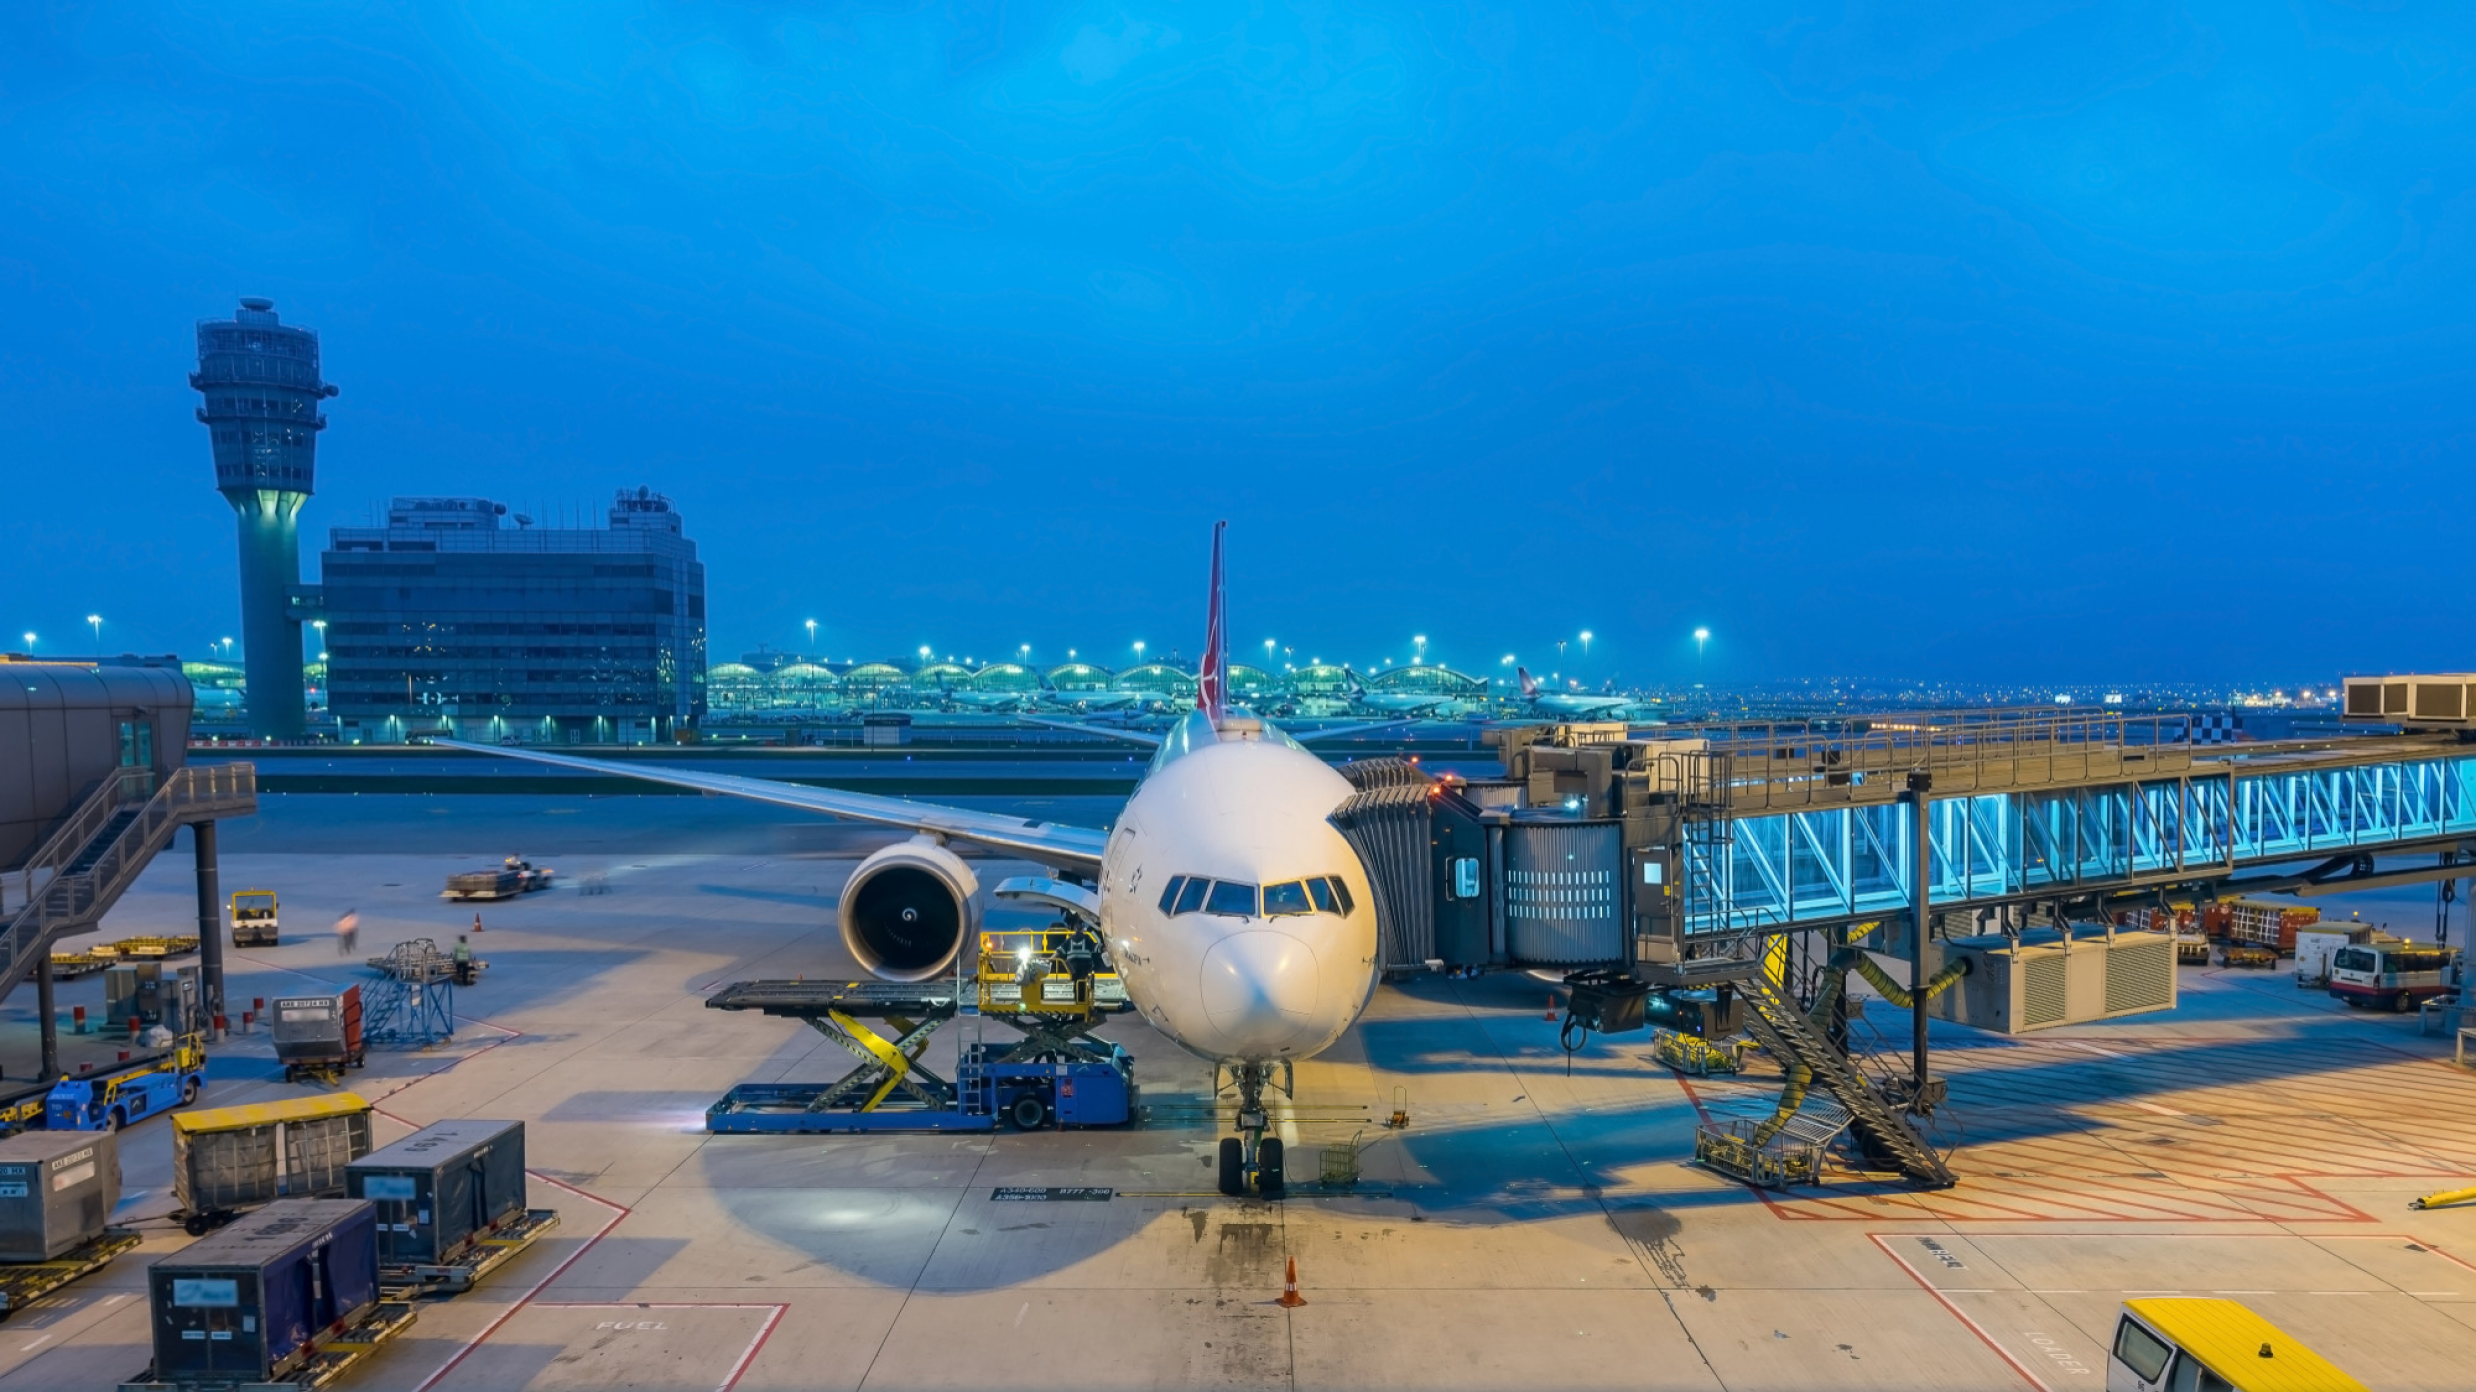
1198, 931, 1321, 1048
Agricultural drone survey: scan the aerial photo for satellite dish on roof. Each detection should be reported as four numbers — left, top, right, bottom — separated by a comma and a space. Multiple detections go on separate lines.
239, 296, 274, 311
514, 514, 534, 528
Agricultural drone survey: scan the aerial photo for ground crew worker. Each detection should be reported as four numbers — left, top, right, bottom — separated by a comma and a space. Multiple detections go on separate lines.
334, 908, 360, 957
452, 934, 476, 985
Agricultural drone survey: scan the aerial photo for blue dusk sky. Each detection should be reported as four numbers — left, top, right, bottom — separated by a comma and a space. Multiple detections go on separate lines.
3, 2, 2472, 685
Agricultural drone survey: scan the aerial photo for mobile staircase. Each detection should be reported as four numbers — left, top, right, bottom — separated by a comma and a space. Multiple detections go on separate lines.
0, 766, 257, 998
1661, 752, 1957, 1190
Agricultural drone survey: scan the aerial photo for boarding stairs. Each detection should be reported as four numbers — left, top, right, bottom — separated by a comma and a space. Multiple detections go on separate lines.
1733, 966, 1954, 1188
0, 764, 258, 998
1669, 773, 1955, 1189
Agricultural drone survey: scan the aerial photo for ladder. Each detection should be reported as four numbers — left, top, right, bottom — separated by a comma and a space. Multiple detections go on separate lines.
1734, 966, 1954, 1188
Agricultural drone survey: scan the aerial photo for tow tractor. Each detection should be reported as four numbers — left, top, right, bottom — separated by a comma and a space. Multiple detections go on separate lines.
229, 888, 279, 946
443, 856, 554, 901
45, 1033, 208, 1132
705, 877, 1135, 1134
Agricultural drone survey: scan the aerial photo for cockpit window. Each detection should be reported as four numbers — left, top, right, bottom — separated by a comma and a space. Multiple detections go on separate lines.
1157, 876, 1186, 914
1173, 877, 1210, 915
1204, 880, 1259, 917
1263, 880, 1313, 916
1326, 876, 1356, 916
1307, 877, 1338, 913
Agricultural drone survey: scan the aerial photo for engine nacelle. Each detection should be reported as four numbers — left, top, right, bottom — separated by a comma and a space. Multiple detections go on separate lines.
840, 837, 980, 982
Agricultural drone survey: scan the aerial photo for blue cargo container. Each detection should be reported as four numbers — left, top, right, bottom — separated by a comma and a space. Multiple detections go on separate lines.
143, 1199, 379, 1384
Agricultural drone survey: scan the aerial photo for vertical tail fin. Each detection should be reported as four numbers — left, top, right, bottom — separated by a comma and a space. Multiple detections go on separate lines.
1517, 665, 1539, 699
1197, 520, 1228, 721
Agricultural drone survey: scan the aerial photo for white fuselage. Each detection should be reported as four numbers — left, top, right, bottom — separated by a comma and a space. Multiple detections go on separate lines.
1094, 718, 1379, 1067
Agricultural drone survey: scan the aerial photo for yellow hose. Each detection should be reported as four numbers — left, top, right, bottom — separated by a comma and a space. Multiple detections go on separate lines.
1839, 949, 1971, 1008
1750, 1059, 1812, 1147
2411, 1184, 2476, 1211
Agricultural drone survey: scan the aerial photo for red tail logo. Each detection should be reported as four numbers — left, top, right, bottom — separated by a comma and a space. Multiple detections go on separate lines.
1516, 665, 1539, 699
1197, 520, 1227, 720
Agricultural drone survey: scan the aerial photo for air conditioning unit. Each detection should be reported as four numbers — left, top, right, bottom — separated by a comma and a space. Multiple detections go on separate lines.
2344, 674, 2476, 729
1929, 928, 2178, 1034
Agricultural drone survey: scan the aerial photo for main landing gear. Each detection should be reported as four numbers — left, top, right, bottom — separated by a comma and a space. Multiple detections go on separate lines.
1213, 1061, 1289, 1198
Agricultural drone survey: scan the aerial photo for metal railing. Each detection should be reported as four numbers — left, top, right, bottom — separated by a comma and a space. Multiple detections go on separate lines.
1673, 707, 2200, 812
0, 764, 257, 996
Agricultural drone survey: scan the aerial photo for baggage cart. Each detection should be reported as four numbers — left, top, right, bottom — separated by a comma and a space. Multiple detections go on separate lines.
271, 987, 365, 1084
347, 1119, 553, 1295
172, 1094, 374, 1236
120, 1199, 413, 1391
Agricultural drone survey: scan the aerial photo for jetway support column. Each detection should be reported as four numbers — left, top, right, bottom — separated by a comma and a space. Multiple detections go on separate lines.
36, 954, 57, 1080
1905, 772, 1933, 1107
193, 821, 224, 1028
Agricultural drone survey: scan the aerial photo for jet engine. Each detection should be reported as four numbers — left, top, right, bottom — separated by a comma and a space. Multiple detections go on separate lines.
840, 837, 980, 982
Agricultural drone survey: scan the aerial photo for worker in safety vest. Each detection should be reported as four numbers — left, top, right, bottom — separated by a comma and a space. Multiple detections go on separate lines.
452, 935, 476, 985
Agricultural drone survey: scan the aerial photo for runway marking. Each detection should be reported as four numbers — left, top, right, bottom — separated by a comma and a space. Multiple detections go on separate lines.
527, 1303, 789, 1391
1868, 1234, 2051, 1390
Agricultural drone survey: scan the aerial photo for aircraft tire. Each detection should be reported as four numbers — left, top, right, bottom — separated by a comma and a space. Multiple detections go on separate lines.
1257, 1137, 1284, 1197
1009, 1093, 1049, 1130
1217, 1137, 1244, 1196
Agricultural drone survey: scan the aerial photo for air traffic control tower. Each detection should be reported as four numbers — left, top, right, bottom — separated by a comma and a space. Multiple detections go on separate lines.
192, 297, 338, 740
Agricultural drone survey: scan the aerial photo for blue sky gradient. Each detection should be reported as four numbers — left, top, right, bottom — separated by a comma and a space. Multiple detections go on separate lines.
4, 2, 2472, 684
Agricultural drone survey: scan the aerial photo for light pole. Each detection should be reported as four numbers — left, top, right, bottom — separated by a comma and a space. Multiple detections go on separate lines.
1413, 635, 1427, 665
1580, 629, 1592, 662
1133, 641, 1145, 664
1019, 643, 1031, 665
221, 637, 234, 660
1694, 627, 1710, 678
918, 645, 931, 669
805, 619, 817, 652
1264, 639, 1275, 665
87, 614, 101, 650
19, 632, 31, 653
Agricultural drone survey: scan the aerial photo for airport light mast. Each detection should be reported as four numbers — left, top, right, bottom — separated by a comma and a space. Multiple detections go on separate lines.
193, 297, 338, 740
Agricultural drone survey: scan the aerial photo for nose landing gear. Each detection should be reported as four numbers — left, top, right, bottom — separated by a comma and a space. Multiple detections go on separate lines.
1213, 1061, 1289, 1198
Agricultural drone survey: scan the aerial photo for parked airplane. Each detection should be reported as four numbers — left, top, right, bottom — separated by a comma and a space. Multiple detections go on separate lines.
441, 523, 1396, 1197
1344, 670, 1476, 719
1515, 665, 1636, 718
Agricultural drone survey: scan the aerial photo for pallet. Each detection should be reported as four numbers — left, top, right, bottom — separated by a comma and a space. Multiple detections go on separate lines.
380, 1209, 559, 1298
118, 1300, 416, 1391
0, 1229, 142, 1317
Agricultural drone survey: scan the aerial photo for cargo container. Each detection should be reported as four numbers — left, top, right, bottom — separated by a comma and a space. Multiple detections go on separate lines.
270, 986, 364, 1083
346, 1120, 529, 1270
139, 1200, 388, 1387
0, 1131, 118, 1262
2215, 898, 2317, 954
173, 1094, 374, 1235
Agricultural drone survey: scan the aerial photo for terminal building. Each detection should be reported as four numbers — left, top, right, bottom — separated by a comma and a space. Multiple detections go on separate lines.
308, 491, 706, 745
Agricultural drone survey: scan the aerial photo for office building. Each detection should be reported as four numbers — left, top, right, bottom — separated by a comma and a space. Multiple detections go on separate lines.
314, 490, 706, 744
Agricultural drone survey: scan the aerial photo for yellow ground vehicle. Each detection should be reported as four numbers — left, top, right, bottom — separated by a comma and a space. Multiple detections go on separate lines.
230, 889, 279, 946
2108, 1298, 2369, 1392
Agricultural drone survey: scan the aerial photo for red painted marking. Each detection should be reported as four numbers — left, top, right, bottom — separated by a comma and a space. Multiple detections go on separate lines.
1868, 1233, 2051, 1391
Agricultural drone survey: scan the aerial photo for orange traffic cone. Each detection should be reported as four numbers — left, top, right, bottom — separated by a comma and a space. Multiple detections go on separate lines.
1543, 994, 1560, 1022
472, 912, 484, 934
1278, 1257, 1306, 1309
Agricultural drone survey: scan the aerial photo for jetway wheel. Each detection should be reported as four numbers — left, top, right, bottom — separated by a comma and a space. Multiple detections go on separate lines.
1258, 1137, 1284, 1197
1217, 1138, 1244, 1196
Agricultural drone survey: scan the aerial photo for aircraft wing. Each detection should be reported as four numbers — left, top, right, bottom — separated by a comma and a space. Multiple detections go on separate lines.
429, 740, 1107, 872
1018, 716, 1164, 748
1290, 718, 1417, 743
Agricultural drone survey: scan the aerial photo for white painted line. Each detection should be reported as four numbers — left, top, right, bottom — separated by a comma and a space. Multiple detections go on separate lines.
17, 1335, 50, 1353
2131, 1101, 2186, 1118
1014, 1301, 1028, 1327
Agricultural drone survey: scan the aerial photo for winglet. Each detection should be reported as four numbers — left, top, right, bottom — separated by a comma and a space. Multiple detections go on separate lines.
1198, 520, 1228, 722
1516, 665, 1540, 699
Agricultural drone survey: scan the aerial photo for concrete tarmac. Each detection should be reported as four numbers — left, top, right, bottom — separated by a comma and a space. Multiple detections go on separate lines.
3, 794, 2475, 1390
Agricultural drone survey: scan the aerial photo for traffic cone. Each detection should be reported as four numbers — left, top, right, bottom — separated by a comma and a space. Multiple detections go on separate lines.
1543, 994, 1560, 1022
472, 912, 484, 934
1278, 1257, 1306, 1309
